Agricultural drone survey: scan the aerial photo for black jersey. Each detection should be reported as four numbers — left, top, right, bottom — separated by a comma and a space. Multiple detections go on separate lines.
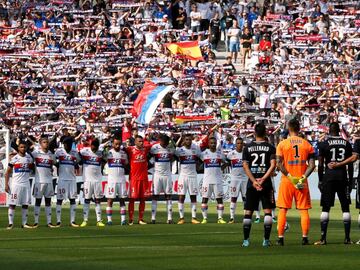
242, 141, 276, 188
354, 139, 360, 155
318, 136, 353, 181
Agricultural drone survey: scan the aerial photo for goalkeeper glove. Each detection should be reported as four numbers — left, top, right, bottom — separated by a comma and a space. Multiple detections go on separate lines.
287, 174, 299, 185
294, 175, 306, 190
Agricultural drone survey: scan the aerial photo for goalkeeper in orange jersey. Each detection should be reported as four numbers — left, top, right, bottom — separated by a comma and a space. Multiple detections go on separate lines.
276, 119, 316, 246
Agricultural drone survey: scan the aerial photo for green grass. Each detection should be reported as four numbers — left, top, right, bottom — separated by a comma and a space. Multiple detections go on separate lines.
0, 201, 359, 270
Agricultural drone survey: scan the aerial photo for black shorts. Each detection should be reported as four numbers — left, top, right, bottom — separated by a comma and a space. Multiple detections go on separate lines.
244, 186, 276, 211
320, 181, 351, 210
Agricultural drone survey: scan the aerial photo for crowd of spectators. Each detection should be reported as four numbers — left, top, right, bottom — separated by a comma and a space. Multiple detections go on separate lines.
0, 0, 359, 153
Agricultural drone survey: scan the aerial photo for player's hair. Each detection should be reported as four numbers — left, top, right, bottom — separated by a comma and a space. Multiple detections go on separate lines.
135, 135, 143, 140
329, 122, 340, 135
254, 123, 266, 138
112, 136, 122, 142
235, 137, 243, 143
184, 133, 193, 139
63, 137, 73, 146
288, 119, 300, 133
91, 138, 100, 147
39, 135, 48, 142
18, 140, 27, 147
209, 136, 217, 142
159, 134, 170, 144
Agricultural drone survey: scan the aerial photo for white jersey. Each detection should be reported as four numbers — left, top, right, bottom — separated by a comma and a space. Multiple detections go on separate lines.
106, 148, 128, 183
32, 149, 56, 184
55, 148, 80, 181
9, 153, 33, 186
150, 143, 174, 176
226, 150, 247, 180
80, 147, 103, 182
200, 149, 226, 184
175, 144, 201, 176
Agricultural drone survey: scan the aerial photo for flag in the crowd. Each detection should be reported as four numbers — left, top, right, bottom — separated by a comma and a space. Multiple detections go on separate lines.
165, 41, 203, 60
132, 81, 173, 124
174, 115, 214, 125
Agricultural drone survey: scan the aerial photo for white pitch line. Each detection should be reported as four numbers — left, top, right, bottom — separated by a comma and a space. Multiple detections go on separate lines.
0, 231, 239, 241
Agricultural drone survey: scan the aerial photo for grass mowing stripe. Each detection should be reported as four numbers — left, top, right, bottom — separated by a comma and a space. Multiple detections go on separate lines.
0, 230, 240, 241
0, 244, 242, 251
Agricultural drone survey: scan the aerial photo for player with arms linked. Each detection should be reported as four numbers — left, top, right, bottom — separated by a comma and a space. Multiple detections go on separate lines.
241, 123, 276, 247
315, 123, 355, 245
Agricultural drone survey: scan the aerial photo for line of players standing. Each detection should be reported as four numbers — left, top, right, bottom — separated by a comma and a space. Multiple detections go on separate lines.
4, 119, 360, 246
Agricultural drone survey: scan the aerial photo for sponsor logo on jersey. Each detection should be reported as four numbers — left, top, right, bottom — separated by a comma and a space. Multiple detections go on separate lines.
108, 158, 125, 168
180, 155, 196, 164
59, 155, 75, 166
155, 153, 171, 162
14, 163, 31, 173
231, 159, 243, 167
204, 158, 221, 168
35, 157, 52, 168
83, 155, 101, 166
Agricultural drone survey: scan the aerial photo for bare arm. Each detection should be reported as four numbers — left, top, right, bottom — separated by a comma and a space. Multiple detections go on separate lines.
303, 156, 315, 178
4, 166, 12, 193
243, 160, 257, 184
276, 155, 288, 176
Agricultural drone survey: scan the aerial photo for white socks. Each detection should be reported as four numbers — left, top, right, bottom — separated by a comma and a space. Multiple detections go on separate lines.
95, 203, 102, 222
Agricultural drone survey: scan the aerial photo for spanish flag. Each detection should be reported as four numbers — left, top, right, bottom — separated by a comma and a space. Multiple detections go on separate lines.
165, 41, 203, 60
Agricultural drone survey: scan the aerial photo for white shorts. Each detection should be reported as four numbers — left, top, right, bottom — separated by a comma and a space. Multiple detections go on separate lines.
201, 182, 223, 199
152, 174, 172, 195
105, 182, 127, 199
177, 175, 198, 196
83, 181, 104, 200
57, 180, 77, 200
229, 180, 247, 199
9, 184, 31, 206
33, 182, 55, 199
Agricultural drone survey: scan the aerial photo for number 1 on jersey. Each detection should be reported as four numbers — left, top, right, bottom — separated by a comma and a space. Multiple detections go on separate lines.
293, 145, 300, 158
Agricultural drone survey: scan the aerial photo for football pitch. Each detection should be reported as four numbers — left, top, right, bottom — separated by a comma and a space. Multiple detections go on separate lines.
0, 201, 359, 270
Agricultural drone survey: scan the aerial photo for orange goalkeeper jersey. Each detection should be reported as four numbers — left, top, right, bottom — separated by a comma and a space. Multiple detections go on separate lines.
276, 136, 315, 178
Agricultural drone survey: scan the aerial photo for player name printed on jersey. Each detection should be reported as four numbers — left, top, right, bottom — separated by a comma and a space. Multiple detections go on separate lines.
151, 143, 174, 175
319, 136, 352, 180
175, 145, 201, 176
107, 149, 128, 183
243, 142, 275, 178
10, 154, 33, 185
227, 150, 247, 179
80, 148, 103, 182
201, 149, 225, 184
56, 149, 80, 181
32, 149, 55, 183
